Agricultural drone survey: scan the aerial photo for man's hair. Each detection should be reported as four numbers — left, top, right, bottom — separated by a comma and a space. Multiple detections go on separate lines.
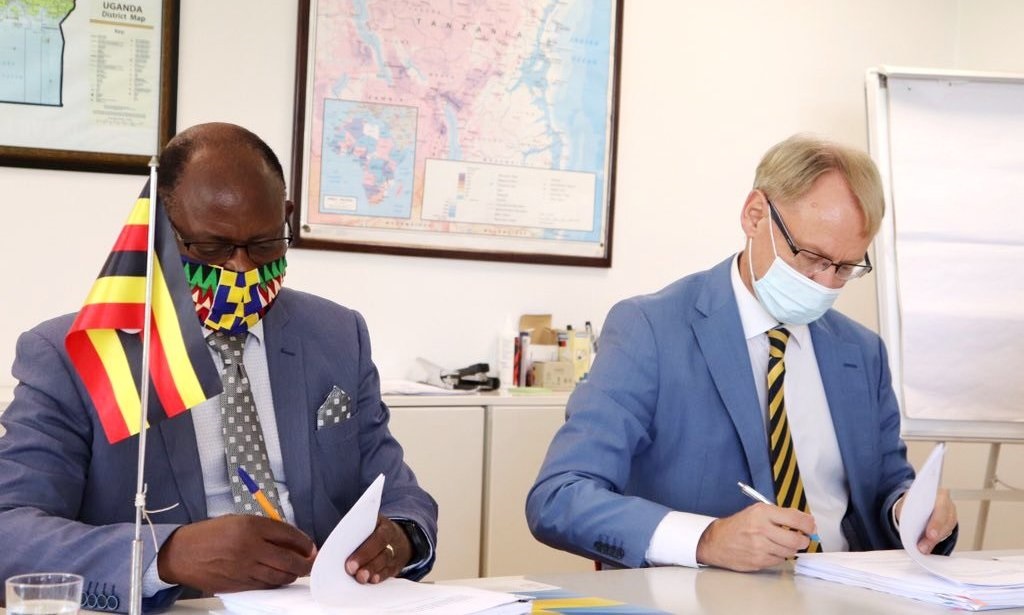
753, 134, 884, 237
157, 122, 286, 213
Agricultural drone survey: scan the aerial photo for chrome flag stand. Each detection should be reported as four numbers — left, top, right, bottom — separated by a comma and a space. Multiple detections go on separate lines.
129, 157, 160, 615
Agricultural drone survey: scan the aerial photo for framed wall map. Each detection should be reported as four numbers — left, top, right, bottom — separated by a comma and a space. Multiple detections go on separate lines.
0, 0, 178, 174
291, 0, 623, 267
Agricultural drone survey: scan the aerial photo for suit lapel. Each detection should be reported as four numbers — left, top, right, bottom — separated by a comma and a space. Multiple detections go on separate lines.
155, 413, 208, 521
811, 318, 875, 513
119, 334, 208, 521
692, 258, 775, 495
263, 294, 315, 535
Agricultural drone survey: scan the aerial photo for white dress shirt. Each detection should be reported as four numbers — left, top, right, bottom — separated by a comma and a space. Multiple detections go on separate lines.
646, 255, 849, 567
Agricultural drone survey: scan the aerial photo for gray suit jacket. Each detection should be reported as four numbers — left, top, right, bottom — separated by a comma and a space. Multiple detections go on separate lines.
526, 256, 954, 568
0, 288, 437, 612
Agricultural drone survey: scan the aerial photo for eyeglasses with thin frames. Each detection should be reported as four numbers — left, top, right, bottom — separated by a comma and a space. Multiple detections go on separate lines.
765, 198, 873, 281
174, 220, 292, 265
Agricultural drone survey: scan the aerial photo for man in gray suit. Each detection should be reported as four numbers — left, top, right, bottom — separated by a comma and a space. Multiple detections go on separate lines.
527, 134, 957, 572
0, 123, 437, 612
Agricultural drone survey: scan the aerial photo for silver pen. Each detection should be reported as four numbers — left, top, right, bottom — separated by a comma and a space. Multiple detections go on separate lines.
737, 481, 821, 542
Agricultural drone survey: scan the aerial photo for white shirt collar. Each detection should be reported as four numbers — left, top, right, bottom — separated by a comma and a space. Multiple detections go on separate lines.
729, 253, 809, 349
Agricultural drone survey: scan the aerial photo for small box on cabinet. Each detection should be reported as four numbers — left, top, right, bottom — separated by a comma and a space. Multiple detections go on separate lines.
531, 361, 575, 391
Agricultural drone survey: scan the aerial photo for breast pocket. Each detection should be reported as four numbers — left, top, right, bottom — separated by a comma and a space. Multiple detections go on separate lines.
312, 409, 361, 502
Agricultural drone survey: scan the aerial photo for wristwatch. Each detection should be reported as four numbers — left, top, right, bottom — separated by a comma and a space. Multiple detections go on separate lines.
393, 519, 429, 565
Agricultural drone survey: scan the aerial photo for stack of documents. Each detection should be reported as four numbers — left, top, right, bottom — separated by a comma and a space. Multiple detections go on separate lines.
218, 475, 528, 614
796, 444, 1024, 611
796, 551, 1024, 611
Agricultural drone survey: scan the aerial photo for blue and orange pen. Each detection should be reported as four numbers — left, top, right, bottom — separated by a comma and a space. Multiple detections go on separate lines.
237, 466, 283, 521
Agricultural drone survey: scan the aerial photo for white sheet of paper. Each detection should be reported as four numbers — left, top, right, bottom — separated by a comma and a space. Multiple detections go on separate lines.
219, 576, 529, 615
899, 443, 1024, 586
219, 473, 527, 614
218, 579, 349, 614
898, 442, 944, 561
437, 577, 559, 594
311, 473, 385, 600
380, 379, 472, 396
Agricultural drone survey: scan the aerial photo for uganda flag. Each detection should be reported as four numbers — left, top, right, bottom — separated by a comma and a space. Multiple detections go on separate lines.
65, 181, 222, 443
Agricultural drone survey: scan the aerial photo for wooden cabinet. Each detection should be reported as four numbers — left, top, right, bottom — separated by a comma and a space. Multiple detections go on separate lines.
384, 393, 592, 580
387, 405, 484, 581
481, 404, 593, 576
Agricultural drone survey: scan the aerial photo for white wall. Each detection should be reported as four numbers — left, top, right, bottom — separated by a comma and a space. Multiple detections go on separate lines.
1, 0, 1022, 546
1, 0, 965, 384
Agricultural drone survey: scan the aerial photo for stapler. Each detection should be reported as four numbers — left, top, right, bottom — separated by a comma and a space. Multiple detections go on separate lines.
441, 363, 500, 391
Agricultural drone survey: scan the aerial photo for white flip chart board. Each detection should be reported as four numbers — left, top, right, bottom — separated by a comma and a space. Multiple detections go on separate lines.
866, 67, 1024, 442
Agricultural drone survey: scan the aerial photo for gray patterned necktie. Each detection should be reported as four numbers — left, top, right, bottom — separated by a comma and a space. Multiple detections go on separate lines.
207, 331, 283, 518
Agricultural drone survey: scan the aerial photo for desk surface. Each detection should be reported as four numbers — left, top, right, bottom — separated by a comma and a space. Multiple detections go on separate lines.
513, 562, 1024, 614
9, 552, 1018, 615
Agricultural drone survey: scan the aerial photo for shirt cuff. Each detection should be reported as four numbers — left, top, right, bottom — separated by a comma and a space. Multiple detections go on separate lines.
891, 493, 905, 532
645, 511, 716, 568
143, 557, 176, 597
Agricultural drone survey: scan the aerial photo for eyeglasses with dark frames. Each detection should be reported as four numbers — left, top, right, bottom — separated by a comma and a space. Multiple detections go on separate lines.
174, 220, 292, 265
766, 198, 873, 281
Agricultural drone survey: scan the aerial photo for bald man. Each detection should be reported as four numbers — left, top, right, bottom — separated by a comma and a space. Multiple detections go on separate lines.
0, 123, 437, 613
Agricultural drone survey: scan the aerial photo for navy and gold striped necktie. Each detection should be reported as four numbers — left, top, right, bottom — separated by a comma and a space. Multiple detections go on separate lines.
767, 326, 822, 553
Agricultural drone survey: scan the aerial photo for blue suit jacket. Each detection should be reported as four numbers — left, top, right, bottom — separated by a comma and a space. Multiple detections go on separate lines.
527, 257, 950, 568
0, 288, 437, 612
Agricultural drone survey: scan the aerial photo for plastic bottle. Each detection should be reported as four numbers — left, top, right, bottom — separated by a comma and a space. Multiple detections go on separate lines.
557, 329, 570, 362
497, 317, 517, 391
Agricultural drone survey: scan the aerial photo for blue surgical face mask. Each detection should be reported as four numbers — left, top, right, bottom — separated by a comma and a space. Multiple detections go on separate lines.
748, 216, 841, 326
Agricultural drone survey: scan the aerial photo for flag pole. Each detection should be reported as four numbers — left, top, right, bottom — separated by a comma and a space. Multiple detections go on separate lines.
129, 157, 160, 615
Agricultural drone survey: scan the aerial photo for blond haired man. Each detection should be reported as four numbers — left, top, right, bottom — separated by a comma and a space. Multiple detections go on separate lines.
527, 135, 957, 572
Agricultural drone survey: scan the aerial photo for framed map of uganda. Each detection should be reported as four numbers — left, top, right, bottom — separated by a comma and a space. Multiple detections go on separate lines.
291, 0, 623, 266
0, 0, 178, 174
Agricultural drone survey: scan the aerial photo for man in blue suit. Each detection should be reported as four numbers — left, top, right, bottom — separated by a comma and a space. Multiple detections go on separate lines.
527, 134, 957, 572
0, 123, 437, 612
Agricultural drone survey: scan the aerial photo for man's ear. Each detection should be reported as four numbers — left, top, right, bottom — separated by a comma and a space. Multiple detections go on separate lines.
740, 189, 768, 238
285, 199, 295, 222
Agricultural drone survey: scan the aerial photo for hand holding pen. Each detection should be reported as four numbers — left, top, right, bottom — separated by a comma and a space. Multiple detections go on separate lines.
737, 482, 820, 543
694, 482, 820, 571
155, 473, 316, 594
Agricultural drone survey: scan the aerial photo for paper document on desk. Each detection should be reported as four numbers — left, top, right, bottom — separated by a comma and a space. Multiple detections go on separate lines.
217, 474, 528, 614
899, 444, 1024, 586
380, 379, 473, 395
217, 577, 530, 615
795, 444, 1024, 611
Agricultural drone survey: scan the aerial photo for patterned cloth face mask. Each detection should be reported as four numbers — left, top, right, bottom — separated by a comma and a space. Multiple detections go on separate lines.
182, 256, 287, 334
